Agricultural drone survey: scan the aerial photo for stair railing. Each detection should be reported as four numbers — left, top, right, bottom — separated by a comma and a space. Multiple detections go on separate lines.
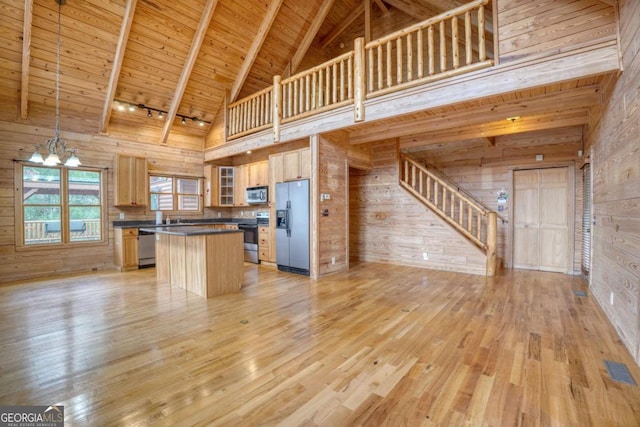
399, 153, 497, 275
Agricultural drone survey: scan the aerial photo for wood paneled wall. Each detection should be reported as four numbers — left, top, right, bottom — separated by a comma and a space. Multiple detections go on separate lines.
584, 0, 640, 364
349, 139, 486, 275
0, 121, 205, 283
498, 0, 617, 63
412, 127, 585, 272
316, 132, 372, 276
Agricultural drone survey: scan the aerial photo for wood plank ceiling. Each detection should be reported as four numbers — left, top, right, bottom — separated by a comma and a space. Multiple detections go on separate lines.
1, 0, 608, 154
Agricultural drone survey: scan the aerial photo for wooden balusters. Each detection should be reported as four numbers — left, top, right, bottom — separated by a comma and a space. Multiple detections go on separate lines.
452, 16, 459, 70
228, 0, 493, 140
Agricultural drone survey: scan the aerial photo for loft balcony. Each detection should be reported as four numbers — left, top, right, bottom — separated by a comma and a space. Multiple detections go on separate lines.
205, 0, 620, 161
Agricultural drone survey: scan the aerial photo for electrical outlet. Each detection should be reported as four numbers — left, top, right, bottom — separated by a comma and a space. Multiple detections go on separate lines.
423, 252, 429, 260
119, 212, 125, 220
217, 212, 222, 218
241, 211, 244, 217
610, 292, 614, 305
331, 256, 335, 265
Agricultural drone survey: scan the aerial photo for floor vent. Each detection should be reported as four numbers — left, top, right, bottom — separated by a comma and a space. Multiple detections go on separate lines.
604, 360, 637, 386
574, 290, 587, 297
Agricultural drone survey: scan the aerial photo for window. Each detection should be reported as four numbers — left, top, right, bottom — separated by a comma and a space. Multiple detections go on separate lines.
19, 165, 104, 246
149, 175, 201, 212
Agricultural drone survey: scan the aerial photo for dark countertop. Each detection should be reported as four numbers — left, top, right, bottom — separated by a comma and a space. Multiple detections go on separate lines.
139, 226, 244, 236
113, 218, 257, 228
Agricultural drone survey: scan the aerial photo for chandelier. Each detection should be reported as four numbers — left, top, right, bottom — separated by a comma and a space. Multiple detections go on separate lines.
29, 0, 81, 168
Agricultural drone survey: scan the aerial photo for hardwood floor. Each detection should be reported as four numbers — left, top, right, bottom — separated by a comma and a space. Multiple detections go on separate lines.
1, 263, 638, 426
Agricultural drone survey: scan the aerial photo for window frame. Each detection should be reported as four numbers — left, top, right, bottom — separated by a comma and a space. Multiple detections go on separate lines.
14, 163, 107, 250
148, 174, 203, 214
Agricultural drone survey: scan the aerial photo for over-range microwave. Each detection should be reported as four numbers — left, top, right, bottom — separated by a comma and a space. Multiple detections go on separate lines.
246, 186, 268, 205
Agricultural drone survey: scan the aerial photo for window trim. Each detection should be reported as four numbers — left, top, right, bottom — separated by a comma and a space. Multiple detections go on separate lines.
14, 163, 108, 251
148, 174, 203, 214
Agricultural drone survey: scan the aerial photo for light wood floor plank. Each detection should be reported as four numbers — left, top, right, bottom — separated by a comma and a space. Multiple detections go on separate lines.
0, 263, 639, 426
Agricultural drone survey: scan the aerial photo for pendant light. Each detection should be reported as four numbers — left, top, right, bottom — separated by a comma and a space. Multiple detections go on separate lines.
29, 0, 81, 167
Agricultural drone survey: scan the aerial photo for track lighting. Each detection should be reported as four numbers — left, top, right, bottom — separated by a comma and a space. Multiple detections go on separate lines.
113, 99, 210, 127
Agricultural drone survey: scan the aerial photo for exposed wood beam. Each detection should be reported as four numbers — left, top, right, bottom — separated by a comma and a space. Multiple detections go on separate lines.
383, 0, 438, 21
349, 85, 601, 145
99, 0, 137, 134
160, 0, 218, 144
283, 0, 335, 78
20, 0, 33, 119
230, 0, 283, 102
320, 4, 364, 48
365, 0, 372, 42
385, 0, 493, 33
373, 0, 389, 14
400, 109, 590, 149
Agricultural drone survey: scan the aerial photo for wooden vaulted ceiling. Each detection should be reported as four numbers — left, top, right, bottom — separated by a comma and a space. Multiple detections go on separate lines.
1, 0, 611, 154
4, 0, 469, 147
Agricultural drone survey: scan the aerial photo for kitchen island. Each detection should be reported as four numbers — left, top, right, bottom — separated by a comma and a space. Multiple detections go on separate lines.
140, 226, 244, 298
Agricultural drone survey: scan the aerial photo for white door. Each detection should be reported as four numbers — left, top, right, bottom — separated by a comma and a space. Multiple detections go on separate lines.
513, 168, 570, 272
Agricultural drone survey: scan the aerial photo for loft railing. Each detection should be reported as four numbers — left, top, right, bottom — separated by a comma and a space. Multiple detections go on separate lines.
399, 153, 497, 275
364, 0, 492, 98
226, 0, 494, 142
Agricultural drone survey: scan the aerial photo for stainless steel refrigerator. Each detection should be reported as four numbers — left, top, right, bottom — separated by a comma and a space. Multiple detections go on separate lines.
275, 179, 310, 275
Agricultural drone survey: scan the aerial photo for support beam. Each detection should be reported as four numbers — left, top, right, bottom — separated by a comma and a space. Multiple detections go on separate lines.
99, 0, 137, 134
20, 0, 34, 119
320, 4, 364, 48
283, 0, 335, 78
160, 0, 217, 144
365, 0, 372, 42
230, 0, 283, 102
349, 84, 602, 144
400, 109, 591, 149
373, 0, 389, 14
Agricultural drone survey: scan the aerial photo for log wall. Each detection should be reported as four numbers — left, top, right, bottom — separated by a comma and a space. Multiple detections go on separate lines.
317, 132, 372, 276
349, 139, 486, 275
498, 0, 617, 63
0, 122, 205, 283
412, 127, 585, 272
584, 0, 640, 364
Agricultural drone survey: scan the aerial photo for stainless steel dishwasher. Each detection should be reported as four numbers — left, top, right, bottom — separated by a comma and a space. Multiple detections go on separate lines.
138, 229, 156, 267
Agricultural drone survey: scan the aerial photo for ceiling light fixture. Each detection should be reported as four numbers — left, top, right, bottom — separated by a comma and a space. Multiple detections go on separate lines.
29, 0, 81, 168
113, 99, 210, 127
506, 116, 520, 123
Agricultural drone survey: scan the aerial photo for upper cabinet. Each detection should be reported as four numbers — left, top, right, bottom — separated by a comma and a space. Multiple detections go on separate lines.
203, 165, 219, 208
248, 160, 268, 187
234, 164, 248, 207
219, 166, 235, 206
283, 148, 310, 181
114, 155, 147, 207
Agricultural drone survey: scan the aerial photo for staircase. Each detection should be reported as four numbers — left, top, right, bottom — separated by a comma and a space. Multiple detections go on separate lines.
399, 153, 497, 275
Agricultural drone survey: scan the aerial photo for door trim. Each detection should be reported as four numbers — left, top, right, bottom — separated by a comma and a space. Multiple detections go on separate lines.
507, 163, 576, 274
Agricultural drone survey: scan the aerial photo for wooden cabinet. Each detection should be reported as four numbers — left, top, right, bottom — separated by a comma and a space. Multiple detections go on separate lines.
115, 155, 147, 206
234, 164, 249, 207
114, 228, 138, 271
258, 225, 272, 262
248, 160, 268, 187
203, 165, 219, 207
283, 148, 310, 181
219, 166, 234, 206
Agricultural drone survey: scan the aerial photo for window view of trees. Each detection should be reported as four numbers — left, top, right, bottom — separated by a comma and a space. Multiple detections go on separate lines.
22, 166, 103, 245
